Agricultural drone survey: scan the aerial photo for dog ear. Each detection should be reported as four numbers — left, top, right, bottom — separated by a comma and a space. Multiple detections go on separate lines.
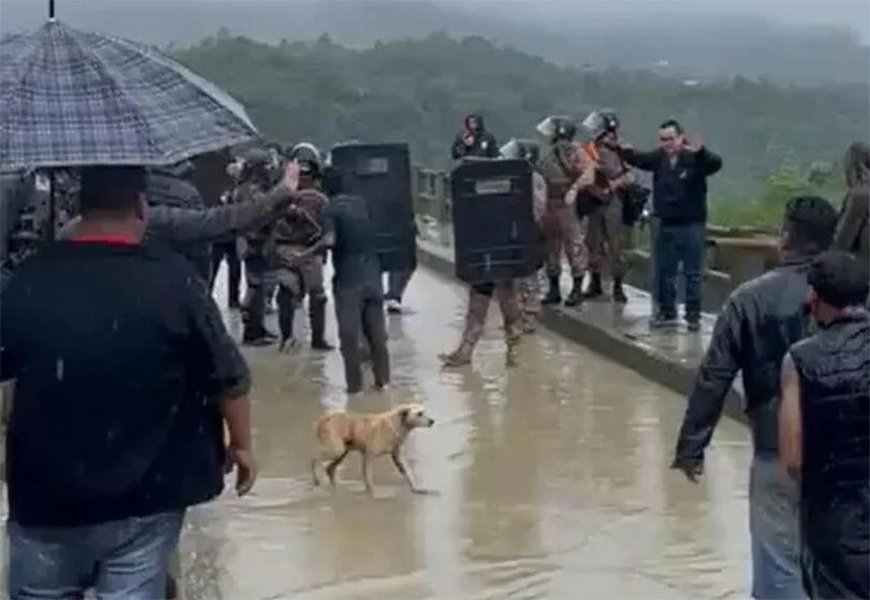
399, 407, 411, 425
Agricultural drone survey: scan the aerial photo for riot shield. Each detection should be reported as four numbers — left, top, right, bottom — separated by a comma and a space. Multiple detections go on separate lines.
450, 159, 537, 284
329, 143, 416, 272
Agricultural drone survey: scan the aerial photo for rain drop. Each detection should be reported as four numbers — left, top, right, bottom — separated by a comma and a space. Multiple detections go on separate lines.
55, 358, 64, 381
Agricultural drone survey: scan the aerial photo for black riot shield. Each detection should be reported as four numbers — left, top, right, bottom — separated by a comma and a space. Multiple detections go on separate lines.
329, 143, 416, 272
451, 159, 537, 284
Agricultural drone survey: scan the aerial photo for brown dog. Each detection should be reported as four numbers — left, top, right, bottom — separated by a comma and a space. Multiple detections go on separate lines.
311, 404, 434, 496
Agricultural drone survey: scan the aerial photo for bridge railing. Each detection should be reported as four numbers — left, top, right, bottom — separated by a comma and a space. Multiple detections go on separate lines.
411, 165, 780, 299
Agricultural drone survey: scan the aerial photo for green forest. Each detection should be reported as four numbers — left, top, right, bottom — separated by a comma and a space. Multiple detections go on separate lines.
174, 31, 869, 229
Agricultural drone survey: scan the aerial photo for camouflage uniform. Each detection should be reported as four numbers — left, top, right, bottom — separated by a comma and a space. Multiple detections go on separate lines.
440, 280, 523, 368
440, 170, 546, 366
235, 180, 277, 343
539, 139, 586, 304
272, 187, 331, 350
571, 142, 634, 301
517, 171, 548, 333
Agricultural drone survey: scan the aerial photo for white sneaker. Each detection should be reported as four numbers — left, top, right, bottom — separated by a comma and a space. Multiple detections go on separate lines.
385, 299, 402, 314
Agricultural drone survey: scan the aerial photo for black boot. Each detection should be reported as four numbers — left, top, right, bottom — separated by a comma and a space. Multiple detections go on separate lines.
542, 275, 562, 305
612, 276, 628, 304
580, 272, 603, 300
309, 298, 334, 351
564, 276, 586, 307
277, 287, 296, 351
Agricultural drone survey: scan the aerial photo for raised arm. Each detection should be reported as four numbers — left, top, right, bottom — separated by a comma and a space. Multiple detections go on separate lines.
616, 146, 660, 172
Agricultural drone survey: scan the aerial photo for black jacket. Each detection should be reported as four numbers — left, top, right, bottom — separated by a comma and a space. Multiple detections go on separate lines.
674, 255, 815, 463
619, 146, 722, 224
451, 130, 499, 160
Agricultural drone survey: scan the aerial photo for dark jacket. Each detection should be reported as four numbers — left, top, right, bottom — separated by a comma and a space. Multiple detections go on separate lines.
832, 182, 869, 259
674, 255, 815, 463
0, 241, 249, 526
619, 146, 722, 224
451, 116, 499, 161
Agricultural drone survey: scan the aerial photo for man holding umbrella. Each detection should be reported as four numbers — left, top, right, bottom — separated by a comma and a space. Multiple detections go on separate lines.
0, 14, 281, 598
2, 165, 257, 599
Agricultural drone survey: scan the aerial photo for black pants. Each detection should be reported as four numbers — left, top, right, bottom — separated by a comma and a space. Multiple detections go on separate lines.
334, 280, 389, 394
210, 241, 241, 306
243, 256, 268, 338
384, 268, 414, 302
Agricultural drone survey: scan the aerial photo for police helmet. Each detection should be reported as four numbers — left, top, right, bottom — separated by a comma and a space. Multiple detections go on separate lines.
289, 142, 324, 177
582, 109, 621, 140
500, 138, 541, 165
535, 116, 577, 143
239, 147, 273, 182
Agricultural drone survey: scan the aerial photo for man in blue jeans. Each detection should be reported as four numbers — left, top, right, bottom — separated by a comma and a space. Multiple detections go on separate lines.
672, 195, 839, 599
1, 166, 256, 599
617, 119, 722, 331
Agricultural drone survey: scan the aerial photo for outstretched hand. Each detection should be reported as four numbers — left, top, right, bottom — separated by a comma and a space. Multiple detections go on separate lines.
682, 135, 704, 152
283, 160, 301, 192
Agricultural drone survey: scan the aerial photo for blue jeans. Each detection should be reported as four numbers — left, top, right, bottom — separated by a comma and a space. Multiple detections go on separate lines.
653, 222, 706, 320
8, 510, 184, 600
749, 454, 805, 599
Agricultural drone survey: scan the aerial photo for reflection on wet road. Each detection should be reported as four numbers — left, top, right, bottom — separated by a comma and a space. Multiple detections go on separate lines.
185, 266, 751, 599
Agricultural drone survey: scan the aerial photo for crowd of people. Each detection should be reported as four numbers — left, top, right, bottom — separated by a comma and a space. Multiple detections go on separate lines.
448, 113, 870, 600
0, 104, 867, 599
441, 110, 722, 367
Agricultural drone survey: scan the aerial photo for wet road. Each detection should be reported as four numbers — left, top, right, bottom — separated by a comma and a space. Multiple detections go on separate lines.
181, 265, 752, 599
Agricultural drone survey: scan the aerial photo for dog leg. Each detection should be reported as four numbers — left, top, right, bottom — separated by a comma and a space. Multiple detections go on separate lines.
392, 450, 438, 496
311, 458, 321, 486
325, 449, 349, 487
361, 453, 375, 497
391, 450, 417, 492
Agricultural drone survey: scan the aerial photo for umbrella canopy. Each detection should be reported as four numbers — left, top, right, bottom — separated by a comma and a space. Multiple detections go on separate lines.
0, 20, 260, 172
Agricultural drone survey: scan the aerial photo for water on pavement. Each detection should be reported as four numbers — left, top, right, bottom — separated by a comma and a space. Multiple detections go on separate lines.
178, 265, 751, 599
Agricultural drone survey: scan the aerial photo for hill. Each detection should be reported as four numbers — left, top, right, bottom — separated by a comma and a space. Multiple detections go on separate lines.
172, 32, 868, 225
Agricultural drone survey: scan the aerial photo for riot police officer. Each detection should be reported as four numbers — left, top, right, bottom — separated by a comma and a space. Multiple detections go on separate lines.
500, 138, 548, 334
536, 116, 586, 307
272, 143, 334, 351
235, 148, 280, 346
570, 109, 636, 303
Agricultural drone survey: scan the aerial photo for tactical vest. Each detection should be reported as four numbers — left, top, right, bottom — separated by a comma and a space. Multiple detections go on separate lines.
790, 313, 870, 546
275, 188, 327, 247
539, 141, 580, 201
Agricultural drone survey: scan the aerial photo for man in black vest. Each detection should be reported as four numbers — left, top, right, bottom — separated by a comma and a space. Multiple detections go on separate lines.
779, 250, 869, 599
672, 195, 839, 599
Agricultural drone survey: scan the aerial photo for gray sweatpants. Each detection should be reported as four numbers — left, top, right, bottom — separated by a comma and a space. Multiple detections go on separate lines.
334, 280, 390, 393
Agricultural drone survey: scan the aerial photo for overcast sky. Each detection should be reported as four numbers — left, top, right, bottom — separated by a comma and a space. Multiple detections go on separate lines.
461, 0, 870, 41
4, 0, 868, 42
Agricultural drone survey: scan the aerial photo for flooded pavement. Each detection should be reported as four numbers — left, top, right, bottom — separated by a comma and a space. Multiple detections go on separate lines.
178, 265, 752, 599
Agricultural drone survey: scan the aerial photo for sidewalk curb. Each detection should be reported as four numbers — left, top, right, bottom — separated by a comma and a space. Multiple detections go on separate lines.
416, 242, 747, 426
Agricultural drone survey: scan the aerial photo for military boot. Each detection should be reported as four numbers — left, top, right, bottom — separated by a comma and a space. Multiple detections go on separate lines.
580, 272, 603, 301
504, 328, 522, 368
542, 275, 562, 305
438, 343, 473, 368
612, 277, 628, 304
564, 276, 587, 307
309, 299, 334, 351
